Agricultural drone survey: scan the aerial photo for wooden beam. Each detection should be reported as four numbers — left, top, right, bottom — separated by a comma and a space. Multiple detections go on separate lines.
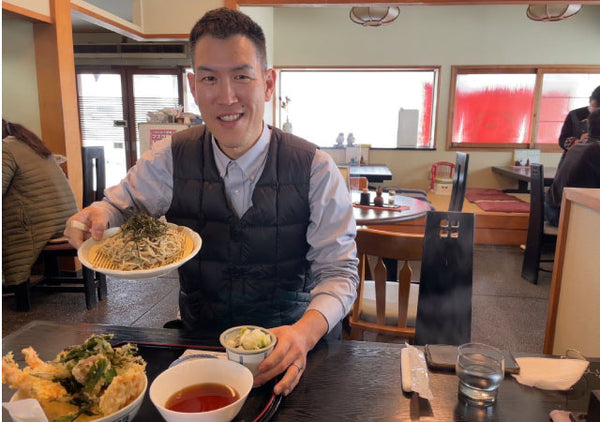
33, 0, 83, 207
2, 1, 52, 23
229, 0, 600, 5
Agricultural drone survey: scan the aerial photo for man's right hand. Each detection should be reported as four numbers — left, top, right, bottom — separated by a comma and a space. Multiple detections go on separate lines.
64, 207, 109, 248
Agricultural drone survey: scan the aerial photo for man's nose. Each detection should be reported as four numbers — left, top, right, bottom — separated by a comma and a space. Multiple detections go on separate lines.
216, 79, 237, 105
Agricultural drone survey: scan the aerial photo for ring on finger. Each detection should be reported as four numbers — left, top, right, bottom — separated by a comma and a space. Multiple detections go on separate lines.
70, 220, 90, 231
290, 362, 303, 373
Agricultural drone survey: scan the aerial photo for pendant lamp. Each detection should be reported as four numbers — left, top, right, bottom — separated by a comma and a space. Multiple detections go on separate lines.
349, 7, 400, 27
526, 4, 582, 21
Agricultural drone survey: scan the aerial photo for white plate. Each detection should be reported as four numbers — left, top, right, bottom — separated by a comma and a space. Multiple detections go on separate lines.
78, 223, 201, 280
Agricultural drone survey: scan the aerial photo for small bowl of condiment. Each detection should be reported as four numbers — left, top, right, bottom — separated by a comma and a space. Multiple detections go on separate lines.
149, 358, 253, 422
219, 326, 277, 376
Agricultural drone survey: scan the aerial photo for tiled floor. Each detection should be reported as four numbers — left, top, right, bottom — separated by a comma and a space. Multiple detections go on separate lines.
2, 245, 552, 353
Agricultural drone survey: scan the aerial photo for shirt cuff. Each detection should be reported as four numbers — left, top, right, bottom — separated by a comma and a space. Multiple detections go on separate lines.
306, 294, 346, 334
90, 201, 125, 228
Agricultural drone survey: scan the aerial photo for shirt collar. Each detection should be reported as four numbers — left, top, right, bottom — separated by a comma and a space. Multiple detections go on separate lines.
212, 123, 271, 177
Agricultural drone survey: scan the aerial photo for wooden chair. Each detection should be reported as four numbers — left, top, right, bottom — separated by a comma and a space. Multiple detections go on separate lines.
414, 210, 475, 346
521, 164, 558, 284
350, 176, 368, 191
448, 152, 470, 212
349, 228, 424, 342
15, 146, 108, 311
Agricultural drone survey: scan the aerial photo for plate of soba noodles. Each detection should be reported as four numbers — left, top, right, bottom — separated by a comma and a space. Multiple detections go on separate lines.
78, 214, 201, 279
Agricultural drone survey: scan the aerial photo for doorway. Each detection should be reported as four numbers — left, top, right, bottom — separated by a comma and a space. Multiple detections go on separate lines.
76, 67, 183, 188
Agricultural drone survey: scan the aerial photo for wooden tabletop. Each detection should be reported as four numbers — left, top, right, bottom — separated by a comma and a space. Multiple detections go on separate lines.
492, 165, 556, 193
3, 321, 598, 422
352, 192, 431, 225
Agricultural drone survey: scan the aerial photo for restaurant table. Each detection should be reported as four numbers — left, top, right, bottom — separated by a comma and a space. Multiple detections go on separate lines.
3, 321, 599, 421
492, 165, 556, 193
351, 191, 431, 225
349, 164, 393, 184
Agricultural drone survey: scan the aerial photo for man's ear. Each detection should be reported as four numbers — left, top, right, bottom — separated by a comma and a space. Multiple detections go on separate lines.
187, 71, 198, 105
264, 68, 276, 102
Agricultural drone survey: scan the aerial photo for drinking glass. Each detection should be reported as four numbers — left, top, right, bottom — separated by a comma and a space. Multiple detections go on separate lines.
456, 343, 505, 406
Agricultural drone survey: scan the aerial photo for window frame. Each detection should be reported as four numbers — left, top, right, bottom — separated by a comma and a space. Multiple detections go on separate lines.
446, 65, 600, 152
274, 65, 441, 150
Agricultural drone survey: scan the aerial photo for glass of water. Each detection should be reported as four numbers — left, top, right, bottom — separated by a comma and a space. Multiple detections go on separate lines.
456, 343, 505, 406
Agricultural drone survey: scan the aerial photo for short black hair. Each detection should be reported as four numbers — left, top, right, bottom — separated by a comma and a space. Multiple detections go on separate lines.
189, 8, 267, 70
590, 85, 600, 104
588, 109, 600, 139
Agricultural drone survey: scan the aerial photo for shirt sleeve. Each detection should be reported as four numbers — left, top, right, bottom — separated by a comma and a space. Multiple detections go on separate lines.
305, 149, 359, 333
90, 137, 174, 227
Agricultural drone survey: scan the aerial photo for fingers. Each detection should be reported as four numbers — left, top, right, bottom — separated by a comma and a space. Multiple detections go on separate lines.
64, 207, 108, 248
273, 361, 304, 396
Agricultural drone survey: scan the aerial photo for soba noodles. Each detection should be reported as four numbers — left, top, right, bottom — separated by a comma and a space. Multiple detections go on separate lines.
97, 214, 184, 271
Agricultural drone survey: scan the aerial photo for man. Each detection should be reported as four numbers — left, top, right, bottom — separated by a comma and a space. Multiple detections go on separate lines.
546, 109, 600, 226
558, 85, 600, 151
64, 8, 358, 396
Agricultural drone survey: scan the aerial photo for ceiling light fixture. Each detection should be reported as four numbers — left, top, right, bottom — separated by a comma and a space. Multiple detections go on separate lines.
526, 4, 582, 21
349, 7, 400, 27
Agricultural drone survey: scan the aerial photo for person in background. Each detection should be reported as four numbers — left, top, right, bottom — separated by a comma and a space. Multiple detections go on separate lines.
64, 8, 358, 397
2, 119, 78, 289
546, 109, 600, 226
558, 85, 600, 151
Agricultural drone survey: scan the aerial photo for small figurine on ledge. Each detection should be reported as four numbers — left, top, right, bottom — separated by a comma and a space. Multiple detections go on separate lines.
335, 132, 345, 148
347, 133, 356, 147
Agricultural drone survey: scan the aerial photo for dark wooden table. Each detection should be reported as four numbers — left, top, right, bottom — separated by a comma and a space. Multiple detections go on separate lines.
3, 321, 598, 421
492, 165, 556, 193
352, 192, 431, 225
350, 164, 393, 183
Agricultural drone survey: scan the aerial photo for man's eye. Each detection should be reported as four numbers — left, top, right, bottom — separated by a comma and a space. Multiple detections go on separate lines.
200, 76, 216, 83
235, 74, 252, 81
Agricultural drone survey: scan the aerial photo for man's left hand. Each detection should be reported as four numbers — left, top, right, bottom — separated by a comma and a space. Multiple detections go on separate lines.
253, 310, 328, 396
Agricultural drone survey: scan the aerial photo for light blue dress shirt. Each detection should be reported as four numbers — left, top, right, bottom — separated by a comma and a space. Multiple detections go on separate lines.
94, 124, 358, 332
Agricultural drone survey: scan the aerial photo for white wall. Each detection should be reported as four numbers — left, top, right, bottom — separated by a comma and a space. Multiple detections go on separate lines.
140, 0, 223, 34
269, 5, 600, 189
2, 16, 42, 137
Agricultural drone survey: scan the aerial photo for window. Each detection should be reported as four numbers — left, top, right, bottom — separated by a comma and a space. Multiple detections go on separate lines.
448, 66, 600, 151
276, 68, 439, 149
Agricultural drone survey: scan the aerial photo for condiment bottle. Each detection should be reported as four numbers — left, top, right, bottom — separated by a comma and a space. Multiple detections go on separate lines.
360, 188, 370, 206
374, 186, 384, 207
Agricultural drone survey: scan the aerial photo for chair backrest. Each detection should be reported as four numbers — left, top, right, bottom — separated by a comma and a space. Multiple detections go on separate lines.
414, 211, 474, 346
350, 228, 424, 340
82, 146, 106, 208
521, 164, 552, 283
430, 161, 455, 190
350, 176, 368, 191
448, 152, 470, 212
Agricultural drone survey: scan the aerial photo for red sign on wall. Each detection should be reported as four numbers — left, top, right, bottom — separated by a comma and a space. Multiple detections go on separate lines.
150, 129, 178, 146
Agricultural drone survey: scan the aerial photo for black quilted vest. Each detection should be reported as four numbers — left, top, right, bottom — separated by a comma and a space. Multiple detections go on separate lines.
166, 125, 317, 333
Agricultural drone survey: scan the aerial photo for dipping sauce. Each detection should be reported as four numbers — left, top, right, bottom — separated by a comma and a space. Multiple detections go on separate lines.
165, 383, 239, 413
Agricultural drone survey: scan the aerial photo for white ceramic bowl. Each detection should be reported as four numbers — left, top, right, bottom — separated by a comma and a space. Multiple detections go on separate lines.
9, 374, 147, 422
149, 358, 253, 422
219, 326, 277, 376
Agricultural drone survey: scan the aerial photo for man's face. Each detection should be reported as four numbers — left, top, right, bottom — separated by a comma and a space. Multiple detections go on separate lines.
188, 35, 275, 159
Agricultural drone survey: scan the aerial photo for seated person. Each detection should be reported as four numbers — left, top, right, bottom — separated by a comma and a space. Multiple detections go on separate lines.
63, 8, 358, 397
558, 85, 600, 151
2, 119, 78, 287
546, 109, 600, 226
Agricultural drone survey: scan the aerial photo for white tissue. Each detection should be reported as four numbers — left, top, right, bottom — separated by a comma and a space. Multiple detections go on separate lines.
512, 357, 589, 390
2, 398, 49, 422
400, 344, 434, 400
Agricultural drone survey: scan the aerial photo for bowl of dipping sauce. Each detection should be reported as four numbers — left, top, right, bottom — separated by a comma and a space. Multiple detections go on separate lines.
149, 358, 253, 422
219, 326, 277, 376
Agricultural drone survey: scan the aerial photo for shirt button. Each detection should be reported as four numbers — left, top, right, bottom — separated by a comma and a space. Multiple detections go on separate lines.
250, 176, 255, 181
235, 189, 240, 194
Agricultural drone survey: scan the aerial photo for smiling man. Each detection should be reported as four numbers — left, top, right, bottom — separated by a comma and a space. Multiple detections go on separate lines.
64, 8, 358, 397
